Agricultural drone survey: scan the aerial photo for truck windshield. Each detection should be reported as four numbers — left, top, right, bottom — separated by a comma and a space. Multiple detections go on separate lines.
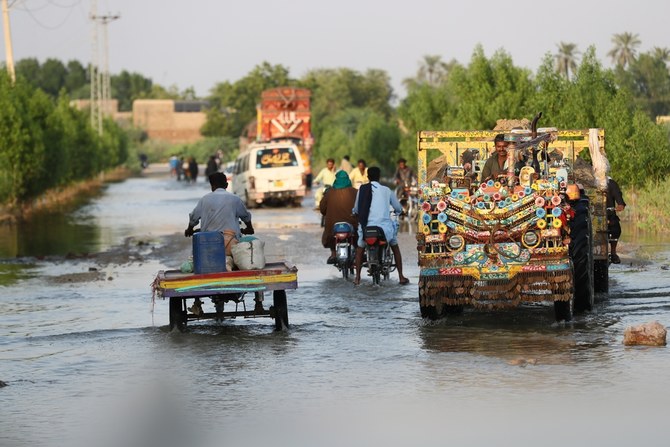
255, 147, 299, 168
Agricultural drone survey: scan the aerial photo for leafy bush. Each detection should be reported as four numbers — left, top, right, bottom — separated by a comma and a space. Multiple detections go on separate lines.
0, 72, 129, 206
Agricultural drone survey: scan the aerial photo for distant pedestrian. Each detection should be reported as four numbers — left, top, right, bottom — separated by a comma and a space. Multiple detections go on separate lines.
205, 155, 218, 178
169, 155, 179, 177
177, 156, 185, 181
188, 157, 198, 183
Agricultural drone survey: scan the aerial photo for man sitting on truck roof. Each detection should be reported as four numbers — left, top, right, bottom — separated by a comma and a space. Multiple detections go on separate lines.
480, 134, 509, 182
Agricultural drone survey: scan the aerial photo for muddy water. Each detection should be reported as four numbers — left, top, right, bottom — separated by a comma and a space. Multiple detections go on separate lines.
1, 167, 669, 447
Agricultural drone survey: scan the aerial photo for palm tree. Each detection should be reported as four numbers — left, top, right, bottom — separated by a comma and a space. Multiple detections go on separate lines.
403, 55, 453, 91
651, 46, 670, 67
418, 55, 450, 86
607, 32, 641, 68
555, 42, 579, 79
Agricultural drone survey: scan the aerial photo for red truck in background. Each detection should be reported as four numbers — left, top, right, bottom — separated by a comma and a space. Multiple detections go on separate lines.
232, 87, 314, 207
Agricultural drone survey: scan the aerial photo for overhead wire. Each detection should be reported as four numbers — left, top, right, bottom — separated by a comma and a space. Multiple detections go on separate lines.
13, 0, 82, 30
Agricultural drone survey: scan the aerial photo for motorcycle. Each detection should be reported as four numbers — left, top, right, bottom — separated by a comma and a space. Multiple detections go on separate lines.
362, 224, 396, 285
332, 221, 356, 279
397, 179, 420, 222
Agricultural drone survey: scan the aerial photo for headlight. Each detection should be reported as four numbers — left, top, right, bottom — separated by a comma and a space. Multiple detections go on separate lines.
448, 235, 464, 250
522, 230, 540, 248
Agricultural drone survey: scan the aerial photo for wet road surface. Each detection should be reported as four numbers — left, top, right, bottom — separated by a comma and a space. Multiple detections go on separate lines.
1, 167, 669, 447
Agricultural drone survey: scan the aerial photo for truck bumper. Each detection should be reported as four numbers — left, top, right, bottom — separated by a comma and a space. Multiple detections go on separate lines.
252, 188, 305, 203
419, 261, 573, 309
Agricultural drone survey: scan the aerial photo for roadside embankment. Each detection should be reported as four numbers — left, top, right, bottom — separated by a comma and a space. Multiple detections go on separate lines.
0, 166, 132, 226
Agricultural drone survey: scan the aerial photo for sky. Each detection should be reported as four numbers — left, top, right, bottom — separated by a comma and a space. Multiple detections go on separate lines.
4, 0, 670, 100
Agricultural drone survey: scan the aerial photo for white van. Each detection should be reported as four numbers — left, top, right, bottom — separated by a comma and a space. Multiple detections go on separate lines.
231, 140, 306, 208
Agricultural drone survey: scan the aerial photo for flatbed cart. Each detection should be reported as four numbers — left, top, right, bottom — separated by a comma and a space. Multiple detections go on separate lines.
152, 262, 298, 331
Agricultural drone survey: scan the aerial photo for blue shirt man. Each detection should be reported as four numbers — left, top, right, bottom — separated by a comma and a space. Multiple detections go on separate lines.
352, 166, 409, 286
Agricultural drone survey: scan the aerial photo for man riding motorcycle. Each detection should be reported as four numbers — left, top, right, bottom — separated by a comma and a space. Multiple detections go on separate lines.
352, 166, 409, 286
320, 171, 359, 264
393, 158, 417, 199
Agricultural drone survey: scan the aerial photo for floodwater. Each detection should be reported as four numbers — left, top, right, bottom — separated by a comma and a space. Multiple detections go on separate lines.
1, 167, 669, 447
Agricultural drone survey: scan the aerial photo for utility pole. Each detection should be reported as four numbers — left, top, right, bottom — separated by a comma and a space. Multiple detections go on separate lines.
1, 0, 16, 83
89, 0, 119, 135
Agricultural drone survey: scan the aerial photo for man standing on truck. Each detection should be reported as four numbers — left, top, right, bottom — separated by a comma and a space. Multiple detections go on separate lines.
352, 167, 409, 286
480, 134, 509, 182
185, 172, 255, 251
607, 177, 626, 264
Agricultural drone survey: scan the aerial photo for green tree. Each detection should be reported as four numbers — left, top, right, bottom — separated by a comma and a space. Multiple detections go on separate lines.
0, 74, 48, 202
555, 42, 579, 79
608, 32, 641, 68
625, 52, 670, 118
64, 60, 88, 98
38, 58, 68, 97
651, 47, 670, 67
448, 46, 534, 129
351, 110, 400, 173
203, 62, 293, 137
111, 70, 154, 111
14, 58, 40, 87
299, 67, 396, 165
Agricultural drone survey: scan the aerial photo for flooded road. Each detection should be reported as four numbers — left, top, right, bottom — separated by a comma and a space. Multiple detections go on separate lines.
1, 167, 669, 447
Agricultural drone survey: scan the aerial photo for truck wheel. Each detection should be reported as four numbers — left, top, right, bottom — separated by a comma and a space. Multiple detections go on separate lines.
570, 196, 594, 312
169, 297, 186, 332
420, 304, 439, 320
443, 304, 464, 315
272, 290, 289, 330
593, 259, 609, 293
554, 298, 573, 322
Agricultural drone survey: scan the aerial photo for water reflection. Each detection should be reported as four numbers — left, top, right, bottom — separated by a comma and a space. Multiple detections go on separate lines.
0, 212, 101, 258
0, 176, 206, 259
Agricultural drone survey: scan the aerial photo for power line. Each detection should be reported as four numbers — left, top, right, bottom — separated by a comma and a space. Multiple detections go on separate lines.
15, 1, 77, 30
89, 0, 119, 135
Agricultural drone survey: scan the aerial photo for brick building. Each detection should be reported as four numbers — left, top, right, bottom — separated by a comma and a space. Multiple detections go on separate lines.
132, 99, 208, 144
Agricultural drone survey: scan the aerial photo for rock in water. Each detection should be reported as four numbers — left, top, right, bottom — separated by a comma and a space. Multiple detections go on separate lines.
0, 380, 7, 387
623, 321, 667, 346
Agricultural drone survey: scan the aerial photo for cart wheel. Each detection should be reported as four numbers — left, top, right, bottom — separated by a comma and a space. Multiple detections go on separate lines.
272, 290, 289, 330
169, 297, 186, 332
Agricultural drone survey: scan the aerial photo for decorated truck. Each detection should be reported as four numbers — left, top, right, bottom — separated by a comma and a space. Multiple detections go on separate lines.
232, 87, 314, 207
416, 116, 609, 321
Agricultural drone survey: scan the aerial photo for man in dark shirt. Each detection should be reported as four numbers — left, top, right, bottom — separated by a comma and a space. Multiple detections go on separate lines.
607, 177, 626, 264
480, 134, 509, 182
